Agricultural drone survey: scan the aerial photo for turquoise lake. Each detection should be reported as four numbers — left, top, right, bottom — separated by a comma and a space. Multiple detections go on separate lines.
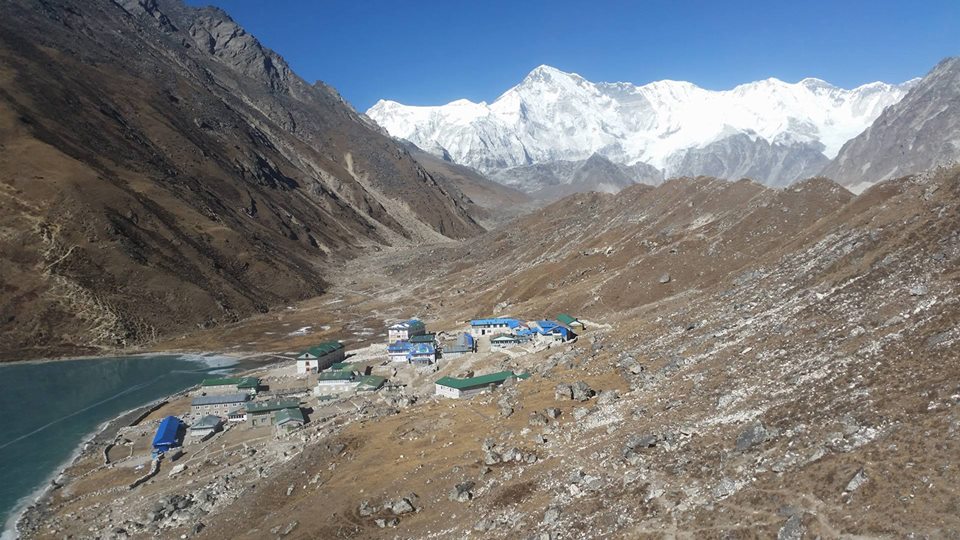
0, 354, 237, 537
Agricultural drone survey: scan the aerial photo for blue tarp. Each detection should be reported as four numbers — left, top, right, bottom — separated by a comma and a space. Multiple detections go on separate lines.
152, 416, 181, 452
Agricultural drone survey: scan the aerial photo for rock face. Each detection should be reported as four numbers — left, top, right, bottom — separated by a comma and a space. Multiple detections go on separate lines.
0, 0, 483, 359
823, 57, 960, 190
490, 153, 663, 200
368, 64, 915, 189
666, 134, 830, 188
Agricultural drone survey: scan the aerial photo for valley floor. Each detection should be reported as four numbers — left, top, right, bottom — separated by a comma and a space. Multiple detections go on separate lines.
17, 170, 960, 539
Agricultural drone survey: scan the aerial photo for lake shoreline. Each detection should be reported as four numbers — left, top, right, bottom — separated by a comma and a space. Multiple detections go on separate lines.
7, 396, 174, 540
1, 352, 262, 540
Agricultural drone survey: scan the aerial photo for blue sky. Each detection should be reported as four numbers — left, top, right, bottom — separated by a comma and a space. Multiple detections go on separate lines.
188, 0, 959, 111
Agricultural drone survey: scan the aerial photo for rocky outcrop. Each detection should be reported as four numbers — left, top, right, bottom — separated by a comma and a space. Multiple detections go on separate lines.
823, 57, 960, 189
666, 134, 830, 187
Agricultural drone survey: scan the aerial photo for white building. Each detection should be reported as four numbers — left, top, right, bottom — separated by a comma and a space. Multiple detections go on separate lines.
190, 393, 250, 417
434, 371, 529, 399
469, 318, 522, 337
313, 371, 360, 395
296, 341, 346, 375
388, 319, 426, 343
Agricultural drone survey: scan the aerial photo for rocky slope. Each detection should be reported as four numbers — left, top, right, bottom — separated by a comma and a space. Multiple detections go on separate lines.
0, 0, 484, 360
23, 168, 960, 539
823, 57, 960, 191
491, 153, 663, 201
368, 65, 916, 188
398, 141, 536, 228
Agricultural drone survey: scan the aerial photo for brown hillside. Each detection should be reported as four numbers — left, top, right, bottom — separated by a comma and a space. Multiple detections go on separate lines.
0, 0, 484, 360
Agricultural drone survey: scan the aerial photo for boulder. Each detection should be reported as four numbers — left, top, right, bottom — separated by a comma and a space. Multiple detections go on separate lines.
777, 514, 805, 540
390, 498, 415, 515
735, 423, 769, 452
543, 506, 561, 525
659, 273, 671, 284
528, 412, 549, 426
597, 390, 620, 405
448, 481, 476, 502
844, 467, 868, 493
570, 381, 595, 401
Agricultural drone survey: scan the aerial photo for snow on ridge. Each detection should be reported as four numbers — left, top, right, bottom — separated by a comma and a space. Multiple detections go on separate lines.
367, 65, 917, 174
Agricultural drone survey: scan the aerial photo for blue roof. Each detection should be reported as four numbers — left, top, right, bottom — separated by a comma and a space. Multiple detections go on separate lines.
516, 328, 534, 336
471, 318, 521, 328
458, 333, 474, 347
409, 343, 436, 355
152, 416, 181, 450
388, 341, 412, 352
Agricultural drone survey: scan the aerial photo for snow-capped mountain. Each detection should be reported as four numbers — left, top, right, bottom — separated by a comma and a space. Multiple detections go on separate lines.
367, 65, 917, 188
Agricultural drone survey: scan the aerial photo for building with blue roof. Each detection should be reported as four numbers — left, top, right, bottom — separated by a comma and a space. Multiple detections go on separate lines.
532, 320, 575, 341
469, 318, 522, 337
407, 343, 437, 366
388, 340, 413, 362
152, 416, 182, 453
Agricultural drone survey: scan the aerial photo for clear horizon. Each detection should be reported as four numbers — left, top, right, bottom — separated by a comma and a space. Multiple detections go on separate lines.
178, 1, 960, 110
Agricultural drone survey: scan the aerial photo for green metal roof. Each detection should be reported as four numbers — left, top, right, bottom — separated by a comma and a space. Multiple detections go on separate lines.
328, 362, 351, 371
435, 371, 529, 390
556, 314, 579, 325
298, 341, 345, 358
201, 376, 260, 388
357, 375, 386, 389
246, 399, 301, 414
273, 407, 305, 425
409, 333, 436, 343
317, 371, 355, 381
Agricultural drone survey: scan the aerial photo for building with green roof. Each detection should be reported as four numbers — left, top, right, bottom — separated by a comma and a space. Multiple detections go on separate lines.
356, 375, 387, 392
435, 371, 530, 399
555, 314, 585, 330
296, 341, 346, 375
274, 407, 306, 433
200, 376, 261, 395
246, 399, 301, 427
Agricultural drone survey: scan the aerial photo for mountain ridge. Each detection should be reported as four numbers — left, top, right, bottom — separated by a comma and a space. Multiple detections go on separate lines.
0, 0, 483, 360
822, 56, 960, 190
368, 64, 916, 190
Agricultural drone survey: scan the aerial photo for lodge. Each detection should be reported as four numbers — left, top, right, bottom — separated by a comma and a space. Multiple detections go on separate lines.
388, 340, 412, 362
189, 415, 223, 438
388, 319, 426, 343
190, 393, 251, 416
245, 399, 302, 427
199, 376, 261, 395
274, 407, 306, 433
441, 333, 475, 359
313, 370, 361, 394
490, 333, 523, 348
434, 371, 530, 399
296, 341, 346, 374
408, 342, 437, 365
556, 313, 586, 331
469, 318, 522, 337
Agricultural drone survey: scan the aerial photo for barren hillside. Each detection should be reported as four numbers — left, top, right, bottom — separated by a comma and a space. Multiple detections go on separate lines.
0, 0, 484, 360
25, 168, 959, 539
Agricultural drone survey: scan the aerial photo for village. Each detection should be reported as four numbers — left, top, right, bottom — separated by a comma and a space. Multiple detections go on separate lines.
139, 314, 587, 484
